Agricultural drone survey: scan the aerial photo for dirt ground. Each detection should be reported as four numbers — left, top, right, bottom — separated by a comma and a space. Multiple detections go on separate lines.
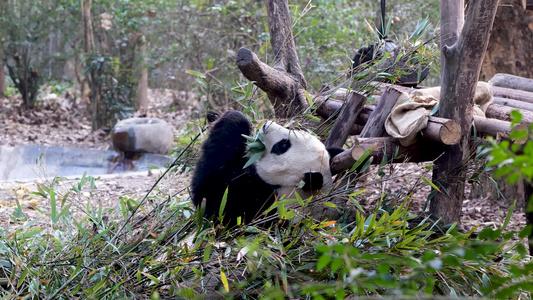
0, 89, 527, 242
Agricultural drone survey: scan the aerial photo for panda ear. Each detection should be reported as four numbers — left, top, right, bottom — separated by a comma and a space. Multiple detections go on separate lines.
327, 148, 345, 163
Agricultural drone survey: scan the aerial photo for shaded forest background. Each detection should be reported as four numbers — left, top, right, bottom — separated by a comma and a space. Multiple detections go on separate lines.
1, 0, 441, 118
1, 0, 531, 125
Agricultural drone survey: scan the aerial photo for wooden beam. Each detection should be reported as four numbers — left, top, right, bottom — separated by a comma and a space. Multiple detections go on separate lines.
330, 137, 444, 174
473, 115, 527, 142
324, 92, 366, 148
360, 87, 403, 137
423, 116, 461, 145
315, 98, 529, 139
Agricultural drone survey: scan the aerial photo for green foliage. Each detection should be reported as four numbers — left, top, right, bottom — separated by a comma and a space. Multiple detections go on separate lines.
487, 111, 533, 184
0, 0, 80, 107
0, 142, 198, 298
291, 0, 440, 89
1, 0, 441, 115
2, 168, 531, 299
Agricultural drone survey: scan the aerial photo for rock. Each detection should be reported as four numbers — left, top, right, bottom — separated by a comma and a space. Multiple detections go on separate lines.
112, 118, 174, 155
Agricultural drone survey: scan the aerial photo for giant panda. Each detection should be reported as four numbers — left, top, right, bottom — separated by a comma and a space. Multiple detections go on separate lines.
191, 110, 341, 228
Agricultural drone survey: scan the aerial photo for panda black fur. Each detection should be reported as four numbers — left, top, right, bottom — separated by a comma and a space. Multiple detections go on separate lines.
191, 110, 340, 227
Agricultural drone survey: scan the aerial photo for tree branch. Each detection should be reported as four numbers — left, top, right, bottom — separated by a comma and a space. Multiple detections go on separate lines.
235, 0, 308, 118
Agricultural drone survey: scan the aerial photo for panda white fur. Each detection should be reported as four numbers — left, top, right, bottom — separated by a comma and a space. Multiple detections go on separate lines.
191, 110, 340, 227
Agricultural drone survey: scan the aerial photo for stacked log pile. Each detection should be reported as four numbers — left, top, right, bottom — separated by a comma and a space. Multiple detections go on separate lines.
314, 74, 533, 174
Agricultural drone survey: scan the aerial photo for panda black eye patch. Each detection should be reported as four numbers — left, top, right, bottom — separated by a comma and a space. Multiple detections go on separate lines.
271, 139, 291, 155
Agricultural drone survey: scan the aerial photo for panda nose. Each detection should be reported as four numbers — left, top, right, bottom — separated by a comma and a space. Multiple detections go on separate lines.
302, 172, 324, 191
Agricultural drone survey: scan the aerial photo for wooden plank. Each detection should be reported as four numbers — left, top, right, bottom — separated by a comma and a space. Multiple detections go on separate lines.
324, 92, 367, 148
360, 87, 403, 137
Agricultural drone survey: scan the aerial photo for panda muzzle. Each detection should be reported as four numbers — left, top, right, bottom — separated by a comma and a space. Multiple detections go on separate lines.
302, 172, 324, 191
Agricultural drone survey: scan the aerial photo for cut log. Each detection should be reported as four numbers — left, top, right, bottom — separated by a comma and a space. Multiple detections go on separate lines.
493, 97, 533, 111
326, 88, 350, 101
473, 115, 527, 143
422, 116, 461, 145
330, 137, 444, 174
485, 103, 533, 124
360, 87, 403, 137
490, 73, 533, 93
492, 86, 533, 104
316, 98, 461, 144
316, 98, 530, 139
324, 92, 367, 148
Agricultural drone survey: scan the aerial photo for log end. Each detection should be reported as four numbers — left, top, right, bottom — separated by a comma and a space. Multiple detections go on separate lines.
236, 48, 254, 67
439, 120, 462, 145
423, 117, 461, 145
351, 145, 368, 161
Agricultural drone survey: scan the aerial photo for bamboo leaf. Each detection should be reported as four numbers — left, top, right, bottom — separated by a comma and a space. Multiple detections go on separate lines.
185, 69, 206, 78
218, 188, 229, 220
220, 270, 229, 293
421, 176, 440, 192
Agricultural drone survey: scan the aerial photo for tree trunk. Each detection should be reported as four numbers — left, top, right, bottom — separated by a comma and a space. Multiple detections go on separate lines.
0, 62, 5, 96
430, 0, 500, 225
480, 0, 533, 80
82, 0, 94, 54
137, 38, 148, 109
236, 0, 308, 118
82, 0, 104, 131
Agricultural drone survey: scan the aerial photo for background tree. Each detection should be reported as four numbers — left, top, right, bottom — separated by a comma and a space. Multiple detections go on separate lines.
480, 0, 533, 80
430, 0, 500, 224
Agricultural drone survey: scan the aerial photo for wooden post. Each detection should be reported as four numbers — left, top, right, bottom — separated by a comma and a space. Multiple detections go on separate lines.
137, 38, 148, 109
316, 98, 520, 141
423, 116, 461, 145
360, 87, 403, 137
324, 92, 366, 148
330, 137, 445, 174
473, 115, 527, 141
486, 104, 533, 124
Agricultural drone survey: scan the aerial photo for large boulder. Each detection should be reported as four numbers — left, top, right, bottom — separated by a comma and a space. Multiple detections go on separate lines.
112, 118, 174, 155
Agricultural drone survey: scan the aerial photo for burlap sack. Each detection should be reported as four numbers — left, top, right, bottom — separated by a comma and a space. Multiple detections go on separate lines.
384, 82, 493, 146
385, 95, 438, 146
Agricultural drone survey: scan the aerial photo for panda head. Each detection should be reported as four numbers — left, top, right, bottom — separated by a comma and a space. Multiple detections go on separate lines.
253, 121, 333, 198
